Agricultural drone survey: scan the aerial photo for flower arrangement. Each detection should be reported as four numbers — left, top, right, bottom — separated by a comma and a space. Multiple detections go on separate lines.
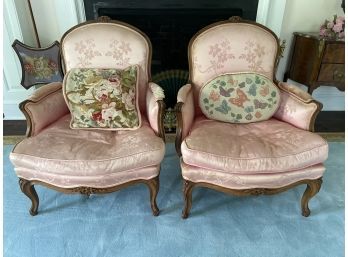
319, 15, 345, 40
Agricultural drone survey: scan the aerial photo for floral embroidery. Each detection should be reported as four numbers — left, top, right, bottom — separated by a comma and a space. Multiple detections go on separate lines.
199, 73, 280, 123
105, 40, 132, 66
64, 66, 141, 130
195, 39, 235, 74
74, 39, 102, 66
21, 55, 58, 79
276, 93, 297, 118
239, 40, 270, 73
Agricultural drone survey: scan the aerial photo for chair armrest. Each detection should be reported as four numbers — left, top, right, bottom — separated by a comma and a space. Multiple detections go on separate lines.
273, 82, 322, 131
175, 84, 195, 156
146, 82, 166, 141
20, 82, 69, 137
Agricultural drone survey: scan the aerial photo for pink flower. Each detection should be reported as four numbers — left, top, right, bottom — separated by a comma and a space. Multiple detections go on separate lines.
100, 94, 108, 101
209, 44, 221, 57
24, 63, 34, 73
338, 31, 345, 39
48, 60, 57, 70
319, 28, 327, 36
333, 23, 343, 33
336, 16, 345, 24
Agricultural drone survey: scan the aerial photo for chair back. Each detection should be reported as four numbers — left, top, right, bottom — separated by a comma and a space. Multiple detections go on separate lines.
61, 17, 152, 111
189, 18, 279, 114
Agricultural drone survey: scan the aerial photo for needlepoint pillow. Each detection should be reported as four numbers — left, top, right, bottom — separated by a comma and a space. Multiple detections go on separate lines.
63, 65, 141, 130
199, 73, 280, 123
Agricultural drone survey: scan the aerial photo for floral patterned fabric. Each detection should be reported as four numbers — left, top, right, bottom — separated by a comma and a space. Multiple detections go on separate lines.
61, 23, 150, 112
199, 73, 280, 123
63, 66, 141, 130
12, 40, 63, 89
189, 23, 278, 115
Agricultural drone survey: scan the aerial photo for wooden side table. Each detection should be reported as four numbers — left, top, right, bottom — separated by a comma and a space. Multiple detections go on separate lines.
284, 32, 344, 94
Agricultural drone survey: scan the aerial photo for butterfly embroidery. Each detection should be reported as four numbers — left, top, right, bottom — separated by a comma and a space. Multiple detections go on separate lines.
255, 111, 262, 118
229, 89, 250, 108
219, 86, 234, 97
227, 79, 238, 85
238, 82, 246, 88
248, 84, 257, 96
209, 90, 220, 101
244, 106, 254, 113
245, 113, 253, 120
254, 99, 268, 109
259, 85, 270, 97
215, 100, 231, 114
255, 76, 262, 84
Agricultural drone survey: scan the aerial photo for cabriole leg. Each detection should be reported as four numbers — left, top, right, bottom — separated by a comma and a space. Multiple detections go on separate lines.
19, 178, 39, 216
182, 180, 194, 219
147, 176, 160, 216
301, 178, 322, 217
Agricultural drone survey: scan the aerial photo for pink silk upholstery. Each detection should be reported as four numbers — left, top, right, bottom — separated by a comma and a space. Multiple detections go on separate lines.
274, 82, 319, 131
190, 23, 278, 114
23, 82, 69, 136
181, 160, 325, 189
146, 82, 165, 134
181, 117, 328, 173
10, 114, 165, 187
177, 84, 195, 140
61, 23, 150, 112
14, 166, 160, 188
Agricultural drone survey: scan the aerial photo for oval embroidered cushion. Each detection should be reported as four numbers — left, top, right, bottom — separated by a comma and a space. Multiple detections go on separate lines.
199, 73, 280, 123
63, 65, 141, 130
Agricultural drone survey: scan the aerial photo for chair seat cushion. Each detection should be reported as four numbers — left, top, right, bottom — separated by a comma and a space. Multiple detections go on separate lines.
181, 117, 328, 174
10, 114, 165, 178
181, 160, 325, 189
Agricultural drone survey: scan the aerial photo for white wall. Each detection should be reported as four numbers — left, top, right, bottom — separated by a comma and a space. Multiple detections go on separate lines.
4, 0, 34, 120
3, 0, 85, 120
14, 0, 37, 46
257, 0, 287, 36
30, 0, 61, 47
277, 0, 344, 110
29, 0, 85, 46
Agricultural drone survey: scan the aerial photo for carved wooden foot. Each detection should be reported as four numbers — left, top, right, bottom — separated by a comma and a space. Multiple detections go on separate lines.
147, 176, 160, 216
182, 180, 194, 219
301, 178, 322, 217
19, 178, 39, 216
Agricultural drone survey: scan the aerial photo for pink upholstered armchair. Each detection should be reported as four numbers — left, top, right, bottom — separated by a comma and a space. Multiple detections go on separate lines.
176, 17, 328, 218
10, 17, 165, 216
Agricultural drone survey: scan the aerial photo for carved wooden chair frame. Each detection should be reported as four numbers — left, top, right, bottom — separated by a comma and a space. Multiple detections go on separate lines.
18, 16, 165, 216
175, 16, 323, 219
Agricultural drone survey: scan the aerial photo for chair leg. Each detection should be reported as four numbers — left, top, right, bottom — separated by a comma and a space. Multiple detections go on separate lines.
19, 178, 39, 216
146, 176, 160, 216
301, 178, 322, 217
182, 180, 194, 219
